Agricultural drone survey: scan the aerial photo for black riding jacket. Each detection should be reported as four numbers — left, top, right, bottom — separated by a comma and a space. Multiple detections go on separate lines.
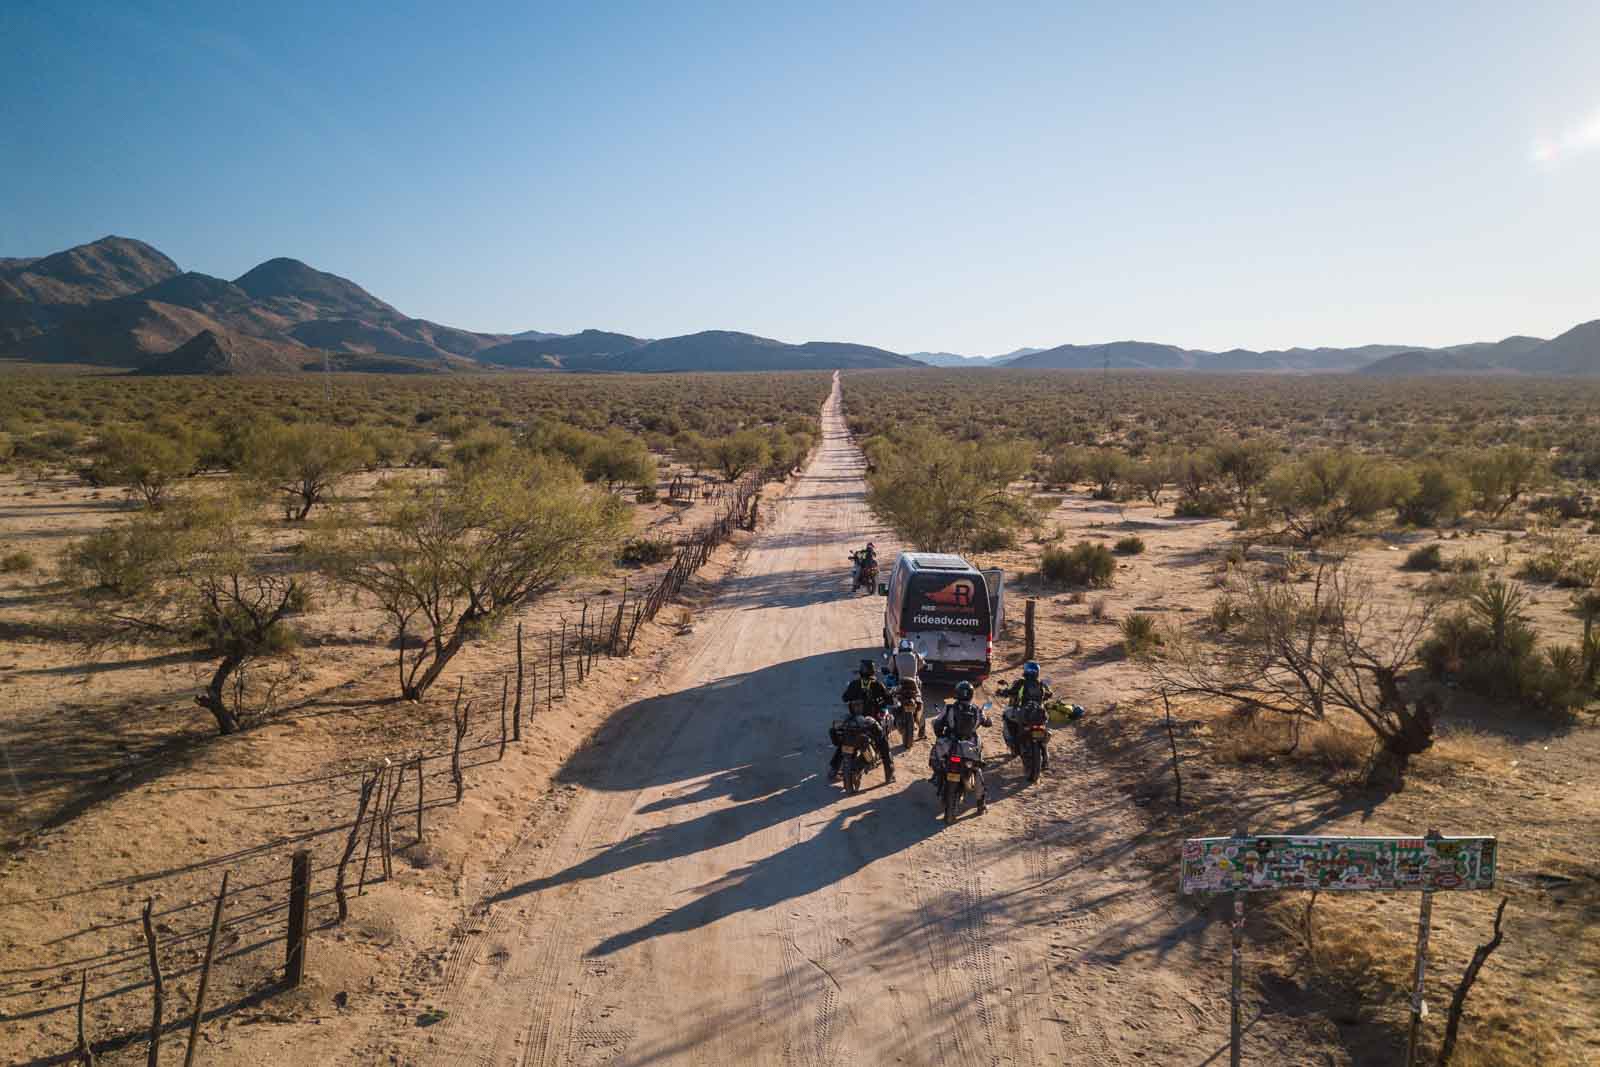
842, 677, 891, 715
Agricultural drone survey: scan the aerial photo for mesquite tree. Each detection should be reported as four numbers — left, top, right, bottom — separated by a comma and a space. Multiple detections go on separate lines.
1144, 559, 1441, 790
865, 429, 1041, 552
65, 494, 303, 734
316, 451, 625, 700
242, 422, 372, 521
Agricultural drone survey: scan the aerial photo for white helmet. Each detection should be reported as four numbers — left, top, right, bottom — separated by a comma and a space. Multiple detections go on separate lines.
898, 638, 914, 653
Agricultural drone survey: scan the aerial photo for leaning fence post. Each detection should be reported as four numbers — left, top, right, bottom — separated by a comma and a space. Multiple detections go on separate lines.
285, 850, 311, 988
183, 871, 228, 1067
577, 601, 589, 683
142, 899, 164, 1066
357, 761, 387, 895
335, 770, 378, 922
75, 970, 95, 1066
1024, 598, 1037, 660
452, 701, 469, 803
381, 765, 404, 881
513, 623, 524, 741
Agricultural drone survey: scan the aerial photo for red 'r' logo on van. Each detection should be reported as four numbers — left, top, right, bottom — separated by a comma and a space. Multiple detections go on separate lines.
924, 580, 975, 608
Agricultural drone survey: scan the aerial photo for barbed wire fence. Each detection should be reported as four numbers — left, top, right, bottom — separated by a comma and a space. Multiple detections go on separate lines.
2, 461, 788, 1062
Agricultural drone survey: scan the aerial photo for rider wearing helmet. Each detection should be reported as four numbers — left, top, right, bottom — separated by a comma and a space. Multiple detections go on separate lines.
849, 543, 880, 591
831, 660, 894, 782
890, 638, 926, 739
1000, 661, 1054, 755
928, 680, 990, 785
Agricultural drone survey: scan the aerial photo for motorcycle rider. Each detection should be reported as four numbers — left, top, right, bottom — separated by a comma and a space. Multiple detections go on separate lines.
849, 542, 879, 590
830, 660, 895, 783
1000, 661, 1053, 755
890, 638, 927, 740
928, 681, 990, 785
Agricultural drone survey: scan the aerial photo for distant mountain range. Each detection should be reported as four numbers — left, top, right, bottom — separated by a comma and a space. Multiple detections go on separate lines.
2, 236, 1598, 376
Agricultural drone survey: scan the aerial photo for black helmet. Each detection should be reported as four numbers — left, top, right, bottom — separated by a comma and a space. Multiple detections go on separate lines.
859, 659, 876, 678
954, 681, 974, 701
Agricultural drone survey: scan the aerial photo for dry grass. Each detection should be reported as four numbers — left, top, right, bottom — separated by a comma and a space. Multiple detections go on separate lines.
1260, 895, 1558, 1067
1207, 709, 1372, 774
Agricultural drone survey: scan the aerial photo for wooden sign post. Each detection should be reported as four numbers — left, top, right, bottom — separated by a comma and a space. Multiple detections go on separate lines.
1180, 829, 1498, 1065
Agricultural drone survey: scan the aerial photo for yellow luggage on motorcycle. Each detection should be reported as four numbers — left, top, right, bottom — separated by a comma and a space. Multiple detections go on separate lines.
1046, 701, 1085, 725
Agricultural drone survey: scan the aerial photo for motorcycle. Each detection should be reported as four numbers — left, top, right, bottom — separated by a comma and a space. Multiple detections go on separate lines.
834, 717, 882, 795
849, 556, 878, 593
933, 701, 991, 823
1016, 701, 1051, 784
880, 672, 922, 749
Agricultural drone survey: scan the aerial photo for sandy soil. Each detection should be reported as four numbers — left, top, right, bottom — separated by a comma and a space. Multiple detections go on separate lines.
379, 378, 1336, 1067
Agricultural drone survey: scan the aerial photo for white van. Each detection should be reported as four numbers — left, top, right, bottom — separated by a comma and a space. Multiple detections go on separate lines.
878, 552, 1003, 682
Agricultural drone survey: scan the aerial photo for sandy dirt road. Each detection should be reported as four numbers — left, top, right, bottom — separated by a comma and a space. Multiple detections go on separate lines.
408, 377, 1242, 1067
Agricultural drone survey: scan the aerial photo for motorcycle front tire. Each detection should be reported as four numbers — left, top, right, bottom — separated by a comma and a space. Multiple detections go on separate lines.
844, 754, 862, 795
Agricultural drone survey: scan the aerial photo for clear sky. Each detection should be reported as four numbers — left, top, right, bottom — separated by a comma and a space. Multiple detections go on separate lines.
3, 0, 1597, 354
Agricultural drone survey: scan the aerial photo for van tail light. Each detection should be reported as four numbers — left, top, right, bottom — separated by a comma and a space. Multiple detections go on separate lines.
986, 635, 993, 660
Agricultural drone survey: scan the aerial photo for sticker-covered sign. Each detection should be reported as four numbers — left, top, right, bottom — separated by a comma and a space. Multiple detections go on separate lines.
1180, 835, 1497, 894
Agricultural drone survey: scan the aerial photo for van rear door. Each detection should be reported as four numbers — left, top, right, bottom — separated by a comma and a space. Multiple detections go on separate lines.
902, 569, 992, 676
983, 568, 1004, 632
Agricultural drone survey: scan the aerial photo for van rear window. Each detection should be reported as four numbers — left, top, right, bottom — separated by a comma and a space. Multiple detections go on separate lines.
901, 572, 989, 632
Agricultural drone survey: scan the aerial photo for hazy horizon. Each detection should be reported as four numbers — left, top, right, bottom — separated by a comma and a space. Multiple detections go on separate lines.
4, 1, 1598, 354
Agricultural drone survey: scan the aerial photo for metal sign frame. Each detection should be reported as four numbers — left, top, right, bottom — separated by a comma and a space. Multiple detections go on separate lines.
1181, 828, 1498, 1067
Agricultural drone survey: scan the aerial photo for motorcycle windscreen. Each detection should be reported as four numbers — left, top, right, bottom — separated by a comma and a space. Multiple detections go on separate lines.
900, 571, 990, 664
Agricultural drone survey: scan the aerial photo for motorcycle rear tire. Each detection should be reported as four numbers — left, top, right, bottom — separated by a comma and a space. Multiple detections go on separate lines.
844, 755, 862, 795
944, 780, 960, 825
899, 715, 915, 750
1022, 743, 1041, 784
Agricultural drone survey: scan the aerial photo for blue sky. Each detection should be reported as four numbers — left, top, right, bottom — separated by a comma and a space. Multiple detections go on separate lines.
3, 0, 1598, 353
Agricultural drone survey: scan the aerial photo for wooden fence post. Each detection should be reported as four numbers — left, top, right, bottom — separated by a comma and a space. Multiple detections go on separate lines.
498, 675, 509, 760
381, 766, 404, 881
452, 701, 469, 803
335, 770, 378, 922
1024, 598, 1037, 661
414, 754, 425, 843
142, 900, 164, 1066
183, 872, 228, 1067
559, 619, 569, 695
285, 850, 311, 988
546, 633, 555, 710
357, 762, 387, 896
577, 602, 589, 683
75, 970, 95, 1066
513, 623, 524, 741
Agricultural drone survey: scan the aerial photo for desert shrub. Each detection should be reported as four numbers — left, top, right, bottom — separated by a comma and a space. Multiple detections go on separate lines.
242, 422, 373, 520
1129, 456, 1172, 506
1213, 437, 1278, 515
1263, 450, 1413, 541
618, 537, 675, 566
314, 451, 627, 700
1120, 613, 1161, 655
583, 433, 657, 492
0, 550, 36, 574
1210, 593, 1240, 631
83, 424, 197, 508
705, 429, 770, 482
447, 425, 517, 474
1089, 596, 1108, 621
1042, 541, 1115, 587
1396, 461, 1470, 527
1464, 445, 1549, 518
635, 482, 658, 503
1402, 544, 1444, 572
1113, 535, 1146, 555
1173, 489, 1231, 518
1419, 578, 1588, 713
1529, 493, 1588, 520
866, 430, 1040, 552
970, 526, 1018, 552
1045, 447, 1088, 488
1085, 448, 1130, 500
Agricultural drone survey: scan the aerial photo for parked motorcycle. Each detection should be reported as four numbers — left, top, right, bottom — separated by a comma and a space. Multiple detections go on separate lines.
880, 672, 922, 749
